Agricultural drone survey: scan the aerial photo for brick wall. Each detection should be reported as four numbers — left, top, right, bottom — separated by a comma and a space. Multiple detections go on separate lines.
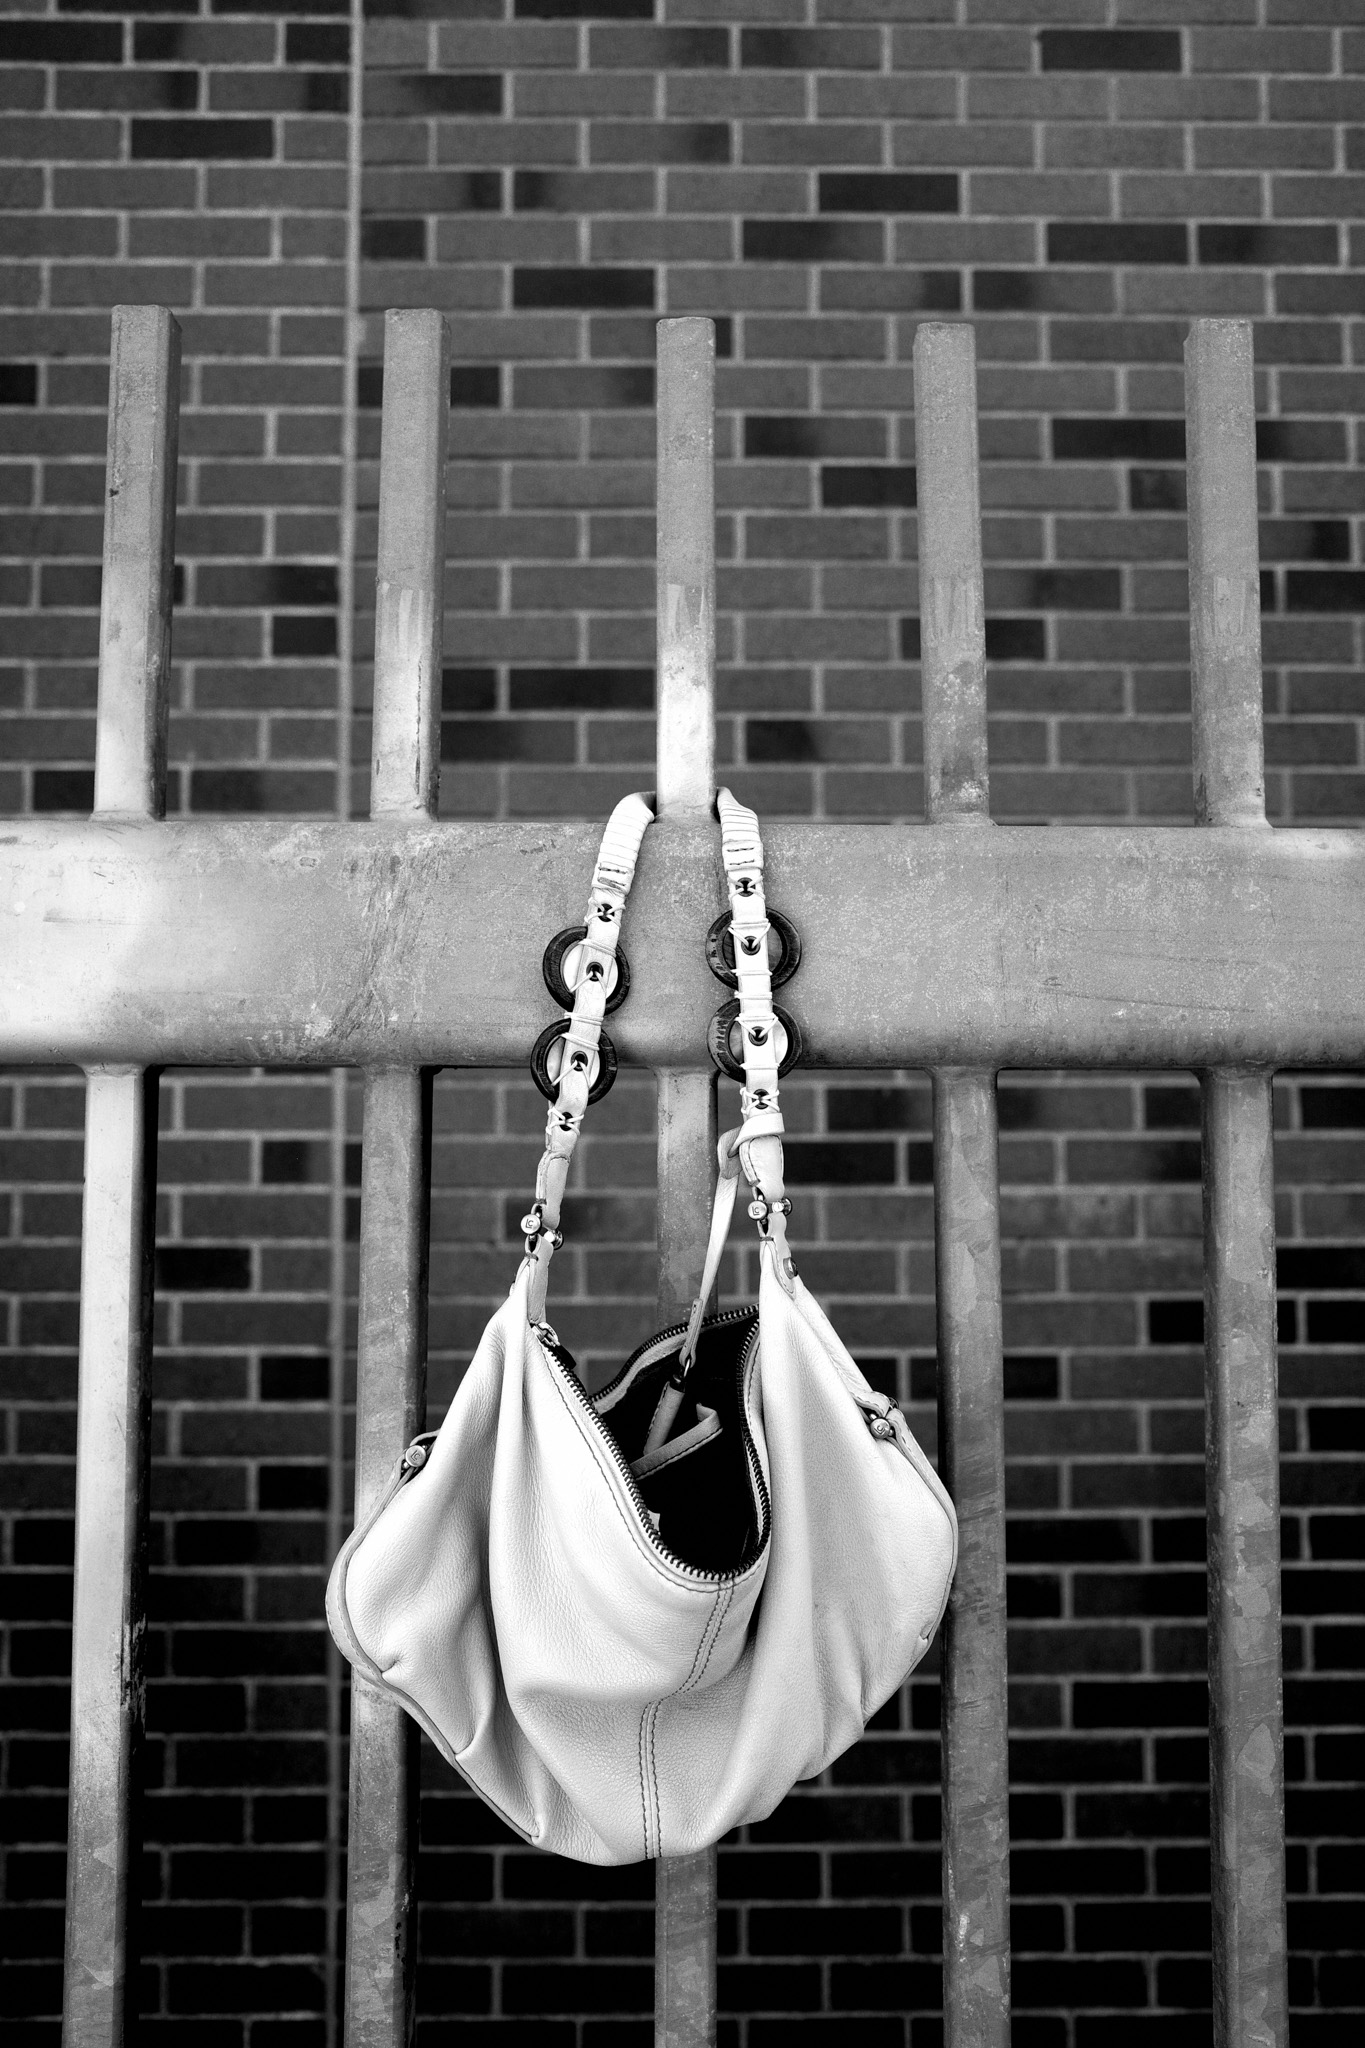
2, 2, 1363, 2043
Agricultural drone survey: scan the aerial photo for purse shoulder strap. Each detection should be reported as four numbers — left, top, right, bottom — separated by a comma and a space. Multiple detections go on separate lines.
524, 791, 654, 1325
676, 788, 795, 1370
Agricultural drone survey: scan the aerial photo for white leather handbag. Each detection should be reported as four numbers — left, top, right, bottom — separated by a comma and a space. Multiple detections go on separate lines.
327, 790, 957, 1866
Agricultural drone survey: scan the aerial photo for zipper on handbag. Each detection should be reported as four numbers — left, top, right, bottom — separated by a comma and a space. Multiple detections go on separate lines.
535, 1315, 770, 1584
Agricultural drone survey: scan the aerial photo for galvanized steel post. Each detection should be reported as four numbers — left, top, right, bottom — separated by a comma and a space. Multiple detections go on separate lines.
343, 309, 449, 2048
1186, 320, 1288, 2048
915, 323, 1012, 2048
63, 304, 180, 2048
653, 316, 720, 2048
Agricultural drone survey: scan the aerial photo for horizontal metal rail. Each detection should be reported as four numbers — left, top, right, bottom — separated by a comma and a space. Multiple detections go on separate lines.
38, 309, 1308, 2048
5, 819, 1365, 1072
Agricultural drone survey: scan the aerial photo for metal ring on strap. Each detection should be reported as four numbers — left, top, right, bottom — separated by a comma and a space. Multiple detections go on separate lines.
530, 1017, 618, 1104
704, 908, 801, 991
706, 999, 802, 1083
542, 926, 631, 1014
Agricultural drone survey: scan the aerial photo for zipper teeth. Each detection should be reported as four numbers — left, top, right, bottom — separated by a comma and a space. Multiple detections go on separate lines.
593, 1303, 757, 1406
541, 1318, 768, 1584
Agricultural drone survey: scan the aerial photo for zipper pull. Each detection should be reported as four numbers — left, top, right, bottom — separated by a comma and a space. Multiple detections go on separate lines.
402, 1431, 438, 1474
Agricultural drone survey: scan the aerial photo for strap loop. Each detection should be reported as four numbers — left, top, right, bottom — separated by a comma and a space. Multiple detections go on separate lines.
524, 792, 653, 1324
677, 791, 800, 1374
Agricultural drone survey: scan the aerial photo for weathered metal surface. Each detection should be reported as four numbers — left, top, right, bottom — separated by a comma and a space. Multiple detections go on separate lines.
343, 311, 447, 2048
934, 1071, 1011, 2048
92, 306, 180, 819
1186, 322, 1266, 832
63, 1070, 159, 2048
63, 306, 177, 2048
655, 318, 715, 817
7, 818, 1365, 1071
371, 310, 449, 819
656, 1070, 718, 1335
1201, 1074, 1287, 2048
346, 1071, 433, 2048
655, 1851, 719, 2048
654, 314, 718, 2048
914, 324, 989, 827
1188, 321, 1288, 2048
919, 331, 1010, 2047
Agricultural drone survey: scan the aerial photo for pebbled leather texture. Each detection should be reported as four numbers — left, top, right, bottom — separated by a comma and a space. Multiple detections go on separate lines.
327, 1248, 958, 1866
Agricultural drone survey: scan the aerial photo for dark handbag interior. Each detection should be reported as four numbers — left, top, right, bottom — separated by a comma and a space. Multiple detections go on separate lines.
591, 1311, 765, 1575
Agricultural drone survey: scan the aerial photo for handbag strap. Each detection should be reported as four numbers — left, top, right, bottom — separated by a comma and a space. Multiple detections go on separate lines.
676, 787, 795, 1372
524, 791, 654, 1325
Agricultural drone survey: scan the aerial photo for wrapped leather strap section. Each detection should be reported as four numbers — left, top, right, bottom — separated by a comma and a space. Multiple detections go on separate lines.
525, 791, 653, 1322
716, 787, 789, 1220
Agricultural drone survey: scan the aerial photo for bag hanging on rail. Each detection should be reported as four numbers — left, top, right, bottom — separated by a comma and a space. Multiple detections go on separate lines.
327, 789, 957, 1866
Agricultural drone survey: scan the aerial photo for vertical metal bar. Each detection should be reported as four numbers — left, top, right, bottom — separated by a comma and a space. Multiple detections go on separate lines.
343, 307, 448, 2048
916, 321, 1011, 2048
64, 304, 179, 2048
91, 306, 180, 821
913, 324, 989, 826
655, 318, 715, 817
325, 42, 365, 2016
932, 1074, 1010, 2048
1186, 321, 1266, 832
654, 316, 718, 2048
1186, 318, 1287, 2048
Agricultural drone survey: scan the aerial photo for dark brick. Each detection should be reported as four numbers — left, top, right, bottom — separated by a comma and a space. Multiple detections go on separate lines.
1198, 223, 1339, 267
32, 769, 94, 812
0, 22, 124, 60
590, 26, 728, 68
517, 0, 654, 15
987, 619, 1047, 662
155, 1246, 252, 1292
1256, 419, 1345, 462
0, 364, 39, 406
1149, 1299, 1204, 1346
509, 668, 652, 711
364, 74, 501, 117
1053, 417, 1186, 462
286, 23, 349, 62
1039, 32, 1183, 73
819, 173, 958, 215
361, 217, 426, 262
783, 1141, 898, 1187
1286, 571, 1365, 614
451, 365, 500, 407
514, 367, 654, 409
131, 120, 275, 161
512, 268, 654, 311
198, 564, 337, 608
1048, 222, 1188, 265
743, 219, 883, 264
271, 614, 336, 658
820, 466, 916, 510
1301, 1086, 1365, 1129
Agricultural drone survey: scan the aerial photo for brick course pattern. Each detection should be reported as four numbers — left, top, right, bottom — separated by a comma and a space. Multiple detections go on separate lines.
1, 4, 1363, 2045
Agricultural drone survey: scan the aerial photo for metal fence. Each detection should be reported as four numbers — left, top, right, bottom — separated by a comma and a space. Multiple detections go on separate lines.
2, 303, 1336, 2048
